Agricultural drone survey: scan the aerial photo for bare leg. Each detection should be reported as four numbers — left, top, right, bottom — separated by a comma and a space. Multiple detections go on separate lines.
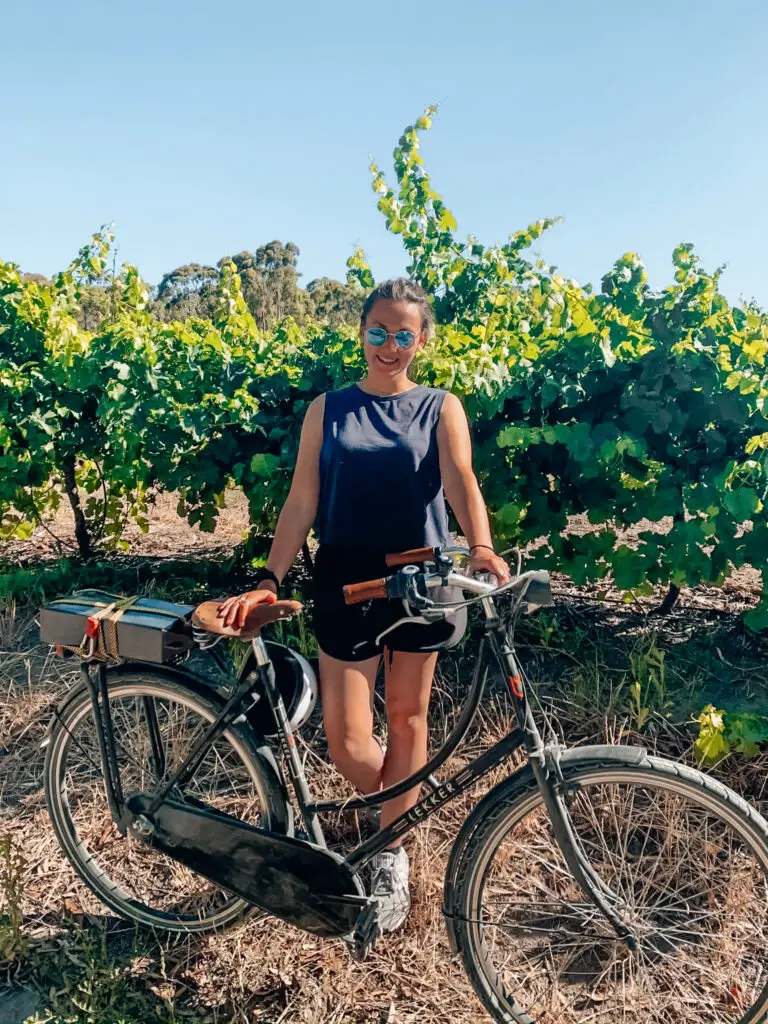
319, 649, 383, 795
380, 649, 438, 837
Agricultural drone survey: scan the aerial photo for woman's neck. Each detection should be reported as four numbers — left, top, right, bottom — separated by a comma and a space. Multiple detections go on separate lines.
359, 373, 416, 397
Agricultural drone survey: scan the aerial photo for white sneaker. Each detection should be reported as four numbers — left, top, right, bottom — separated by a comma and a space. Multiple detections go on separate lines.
370, 846, 411, 933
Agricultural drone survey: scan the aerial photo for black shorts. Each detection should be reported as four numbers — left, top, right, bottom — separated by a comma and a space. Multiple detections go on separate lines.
312, 545, 467, 662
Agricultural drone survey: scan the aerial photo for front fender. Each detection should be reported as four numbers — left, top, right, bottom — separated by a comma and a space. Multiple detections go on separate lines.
558, 744, 647, 768
443, 744, 648, 951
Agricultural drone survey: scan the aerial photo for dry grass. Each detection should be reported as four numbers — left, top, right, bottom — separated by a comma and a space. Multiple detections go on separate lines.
2, 494, 768, 1022
0, 606, 524, 1023
2, 598, 766, 1023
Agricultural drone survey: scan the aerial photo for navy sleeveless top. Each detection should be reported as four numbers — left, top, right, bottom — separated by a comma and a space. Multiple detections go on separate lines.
316, 384, 451, 551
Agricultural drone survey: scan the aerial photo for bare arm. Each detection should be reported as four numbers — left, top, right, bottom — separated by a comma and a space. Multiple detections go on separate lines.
437, 392, 510, 581
216, 395, 324, 626
266, 394, 325, 583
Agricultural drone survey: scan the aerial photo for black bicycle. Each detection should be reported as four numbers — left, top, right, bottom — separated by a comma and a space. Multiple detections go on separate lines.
40, 547, 768, 1023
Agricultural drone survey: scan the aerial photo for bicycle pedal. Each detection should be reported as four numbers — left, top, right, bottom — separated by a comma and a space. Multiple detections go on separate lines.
344, 901, 380, 961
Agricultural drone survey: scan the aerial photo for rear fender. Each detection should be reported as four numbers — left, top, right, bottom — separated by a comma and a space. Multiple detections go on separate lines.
443, 744, 648, 951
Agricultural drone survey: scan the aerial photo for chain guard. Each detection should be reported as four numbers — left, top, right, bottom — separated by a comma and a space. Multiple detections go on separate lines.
124, 793, 367, 937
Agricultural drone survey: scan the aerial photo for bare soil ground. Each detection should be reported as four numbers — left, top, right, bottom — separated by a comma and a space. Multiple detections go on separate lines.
2, 491, 768, 1023
6, 489, 253, 565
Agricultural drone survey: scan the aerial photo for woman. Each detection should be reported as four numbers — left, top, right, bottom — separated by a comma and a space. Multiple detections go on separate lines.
217, 279, 509, 934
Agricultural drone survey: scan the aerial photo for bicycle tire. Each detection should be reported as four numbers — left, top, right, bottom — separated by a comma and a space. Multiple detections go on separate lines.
448, 755, 768, 1024
45, 667, 291, 933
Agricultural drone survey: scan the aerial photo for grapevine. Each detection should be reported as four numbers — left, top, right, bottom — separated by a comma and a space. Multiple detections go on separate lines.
2, 108, 768, 629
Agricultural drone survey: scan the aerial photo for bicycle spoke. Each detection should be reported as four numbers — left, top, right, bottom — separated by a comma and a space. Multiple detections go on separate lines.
466, 772, 768, 1023
56, 686, 266, 923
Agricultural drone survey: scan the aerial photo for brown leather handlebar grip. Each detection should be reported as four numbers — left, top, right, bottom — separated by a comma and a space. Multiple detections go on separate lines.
385, 546, 436, 568
343, 578, 388, 605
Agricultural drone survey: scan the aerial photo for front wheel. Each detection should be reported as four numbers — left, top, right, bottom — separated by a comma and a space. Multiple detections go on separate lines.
45, 668, 290, 933
449, 756, 768, 1024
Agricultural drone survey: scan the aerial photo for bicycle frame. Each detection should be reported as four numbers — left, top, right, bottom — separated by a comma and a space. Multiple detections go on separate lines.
78, 570, 638, 946
76, 577, 531, 850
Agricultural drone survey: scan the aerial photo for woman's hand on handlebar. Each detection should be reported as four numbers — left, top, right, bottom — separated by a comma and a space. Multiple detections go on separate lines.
467, 546, 511, 585
216, 586, 277, 629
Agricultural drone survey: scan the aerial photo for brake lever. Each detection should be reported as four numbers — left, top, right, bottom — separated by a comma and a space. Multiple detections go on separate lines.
373, 613, 432, 647
402, 569, 446, 619
371, 570, 457, 646
385, 565, 422, 600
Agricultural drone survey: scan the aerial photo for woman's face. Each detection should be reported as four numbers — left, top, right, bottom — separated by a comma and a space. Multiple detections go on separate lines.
360, 299, 426, 380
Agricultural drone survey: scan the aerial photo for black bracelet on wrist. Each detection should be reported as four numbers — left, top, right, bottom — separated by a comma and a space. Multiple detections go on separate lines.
469, 544, 496, 556
253, 568, 280, 594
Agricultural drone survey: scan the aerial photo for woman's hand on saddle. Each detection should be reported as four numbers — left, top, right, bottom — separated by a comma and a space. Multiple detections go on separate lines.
216, 586, 278, 630
467, 546, 511, 585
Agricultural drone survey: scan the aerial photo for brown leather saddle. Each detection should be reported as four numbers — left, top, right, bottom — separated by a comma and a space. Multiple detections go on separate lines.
191, 599, 303, 640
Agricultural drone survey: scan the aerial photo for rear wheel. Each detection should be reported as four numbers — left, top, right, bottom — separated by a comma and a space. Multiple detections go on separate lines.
45, 670, 289, 933
451, 756, 768, 1023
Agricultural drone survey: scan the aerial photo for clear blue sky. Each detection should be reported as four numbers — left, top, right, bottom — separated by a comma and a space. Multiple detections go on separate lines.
2, 0, 767, 305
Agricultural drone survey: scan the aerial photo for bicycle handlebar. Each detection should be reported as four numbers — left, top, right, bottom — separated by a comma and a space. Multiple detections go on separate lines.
343, 578, 389, 605
343, 565, 553, 612
384, 546, 437, 568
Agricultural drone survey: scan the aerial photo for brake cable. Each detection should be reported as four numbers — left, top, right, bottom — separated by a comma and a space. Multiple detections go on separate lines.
388, 559, 564, 753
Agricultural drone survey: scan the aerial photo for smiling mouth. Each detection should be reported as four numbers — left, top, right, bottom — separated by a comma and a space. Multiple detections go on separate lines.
376, 354, 398, 366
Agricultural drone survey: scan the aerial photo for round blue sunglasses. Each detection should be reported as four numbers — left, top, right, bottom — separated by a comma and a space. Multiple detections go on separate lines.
364, 327, 418, 349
